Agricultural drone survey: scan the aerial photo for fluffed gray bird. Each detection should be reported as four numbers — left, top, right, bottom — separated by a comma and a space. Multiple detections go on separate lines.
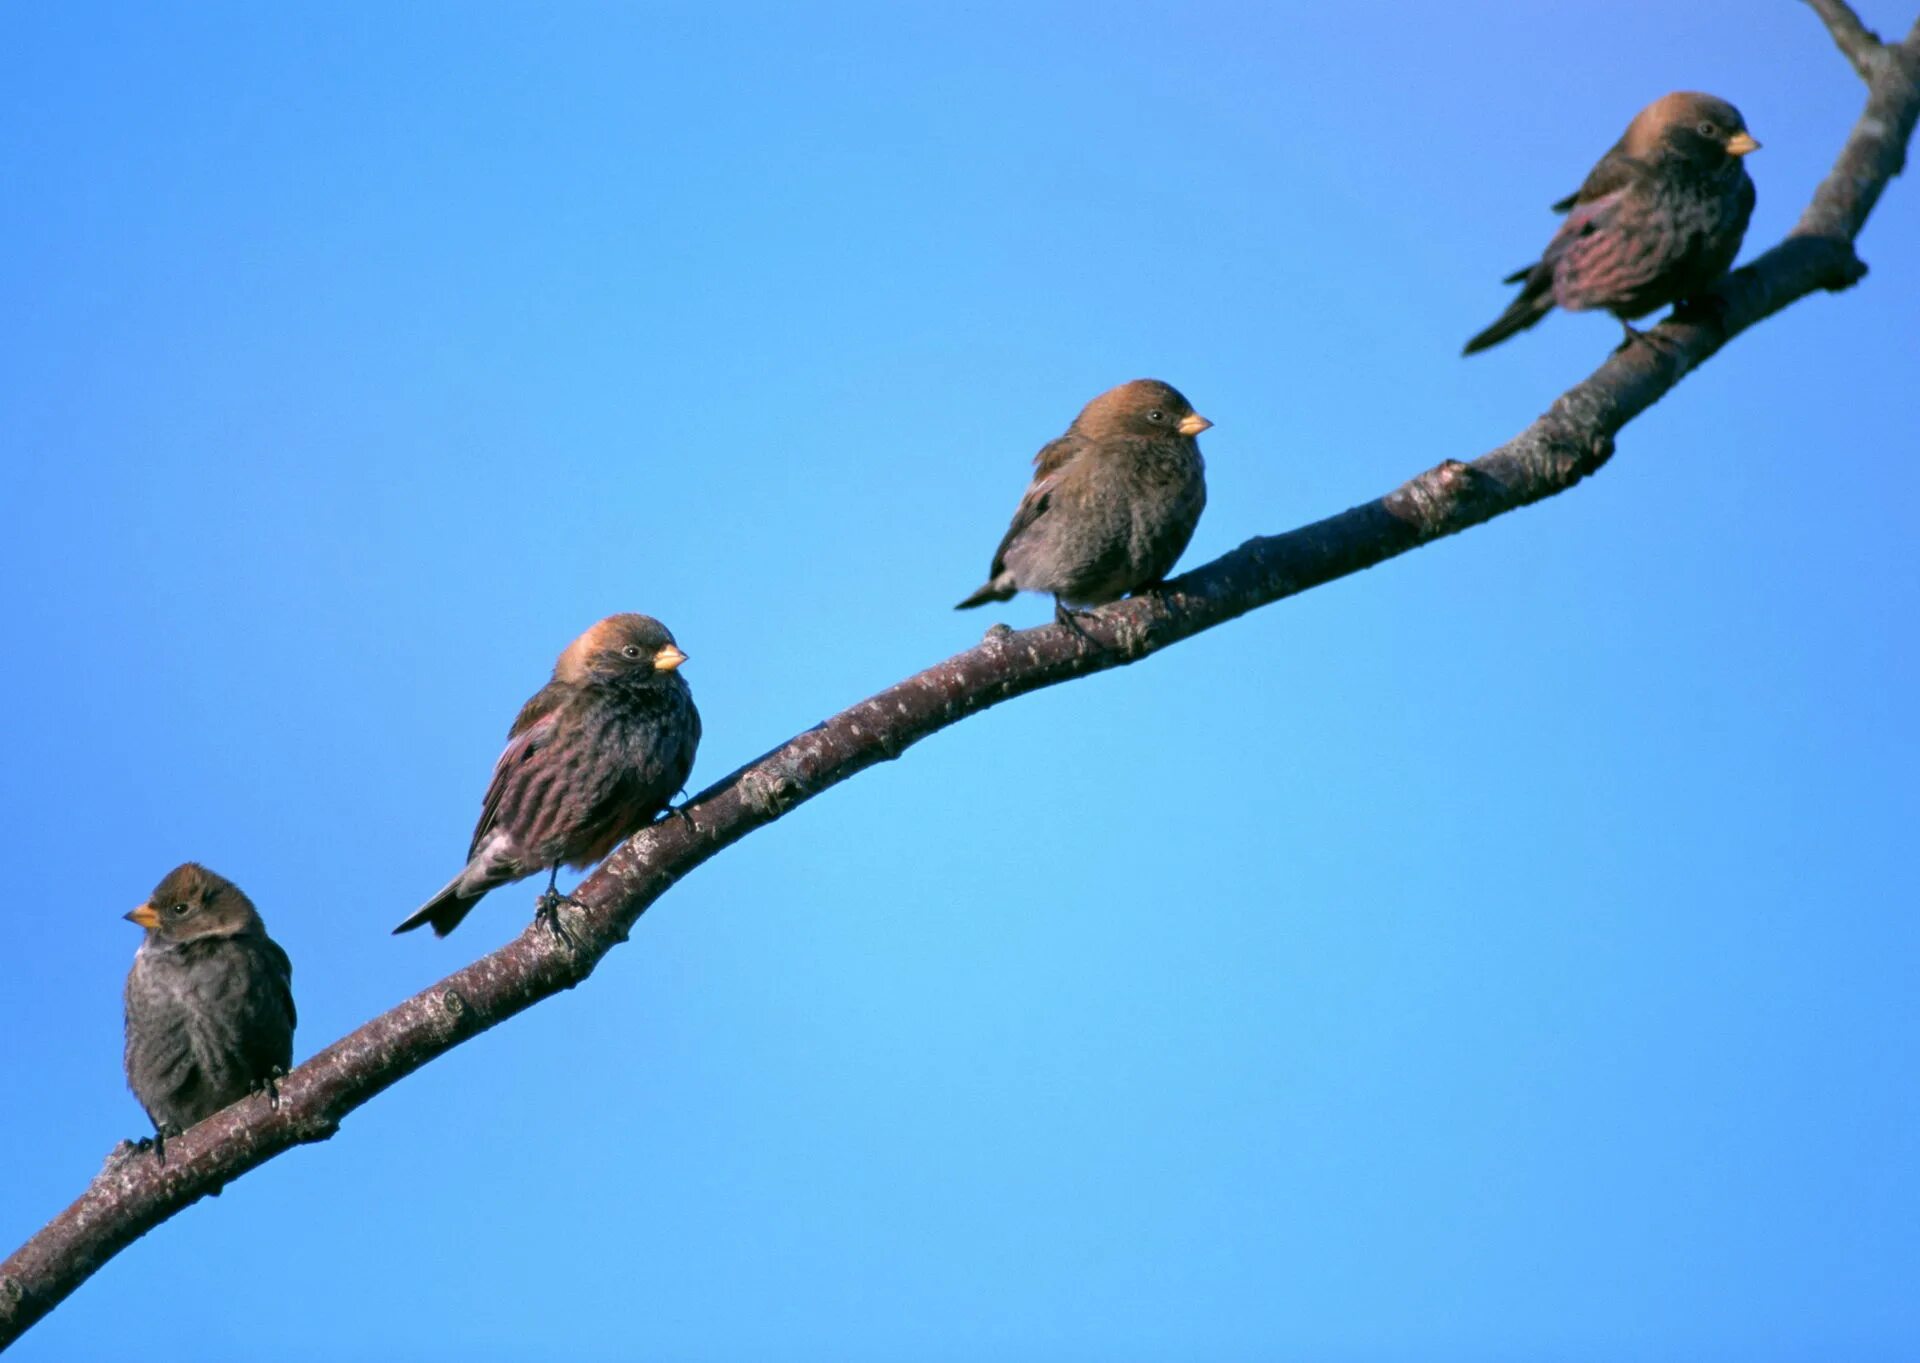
123, 863, 296, 1156
1464, 92, 1758, 355
394, 613, 701, 938
956, 379, 1211, 626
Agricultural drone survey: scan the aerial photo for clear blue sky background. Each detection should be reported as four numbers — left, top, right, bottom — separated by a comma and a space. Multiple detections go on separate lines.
3, 2, 1915, 1359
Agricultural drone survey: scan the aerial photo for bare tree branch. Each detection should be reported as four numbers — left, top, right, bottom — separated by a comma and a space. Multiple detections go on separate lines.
4, 7, 1917, 1349
1805, 0, 1890, 78
1797, 7, 1920, 236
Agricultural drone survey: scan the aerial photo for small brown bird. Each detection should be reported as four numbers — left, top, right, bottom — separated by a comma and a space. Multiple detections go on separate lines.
1463, 92, 1759, 355
394, 613, 701, 938
956, 379, 1211, 626
123, 863, 296, 1154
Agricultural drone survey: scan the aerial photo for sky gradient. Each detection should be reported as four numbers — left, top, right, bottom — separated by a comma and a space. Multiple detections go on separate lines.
3, 2, 1916, 1359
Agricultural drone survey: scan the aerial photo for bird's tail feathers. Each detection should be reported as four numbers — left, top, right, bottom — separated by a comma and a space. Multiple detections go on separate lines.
392, 872, 480, 937
954, 578, 1015, 610
1463, 273, 1555, 356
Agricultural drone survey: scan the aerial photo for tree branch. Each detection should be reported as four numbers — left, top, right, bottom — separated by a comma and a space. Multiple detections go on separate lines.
5, 8, 1917, 1349
1805, 0, 1891, 78
1796, 6, 1920, 237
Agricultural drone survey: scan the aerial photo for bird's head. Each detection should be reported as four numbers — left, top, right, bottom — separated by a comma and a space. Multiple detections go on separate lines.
127, 863, 265, 944
555, 613, 690, 687
1076, 379, 1213, 442
1626, 92, 1759, 168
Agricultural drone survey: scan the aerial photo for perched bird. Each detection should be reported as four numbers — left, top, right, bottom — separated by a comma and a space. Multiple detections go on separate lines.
1463, 92, 1759, 355
955, 379, 1211, 625
394, 613, 701, 938
123, 863, 296, 1152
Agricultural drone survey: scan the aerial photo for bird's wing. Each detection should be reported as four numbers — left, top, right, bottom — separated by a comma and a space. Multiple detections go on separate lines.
1030, 431, 1080, 480
986, 476, 1057, 579
1566, 150, 1644, 210
1545, 185, 1674, 311
986, 434, 1081, 577
469, 700, 566, 858
1541, 184, 1628, 267
506, 679, 568, 739
1545, 143, 1645, 214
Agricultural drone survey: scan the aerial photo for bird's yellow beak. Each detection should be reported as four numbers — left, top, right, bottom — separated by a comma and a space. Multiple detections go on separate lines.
1177, 413, 1213, 436
653, 644, 688, 672
126, 902, 160, 929
1726, 131, 1760, 157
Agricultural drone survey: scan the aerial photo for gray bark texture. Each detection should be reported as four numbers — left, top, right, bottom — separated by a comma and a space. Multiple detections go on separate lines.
3, 1, 1917, 1348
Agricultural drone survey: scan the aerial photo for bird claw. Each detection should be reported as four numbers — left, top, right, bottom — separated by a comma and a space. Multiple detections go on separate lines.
534, 889, 586, 952
1618, 321, 1687, 359
656, 802, 697, 835
252, 1065, 286, 1110
1052, 600, 1099, 644
145, 1123, 182, 1166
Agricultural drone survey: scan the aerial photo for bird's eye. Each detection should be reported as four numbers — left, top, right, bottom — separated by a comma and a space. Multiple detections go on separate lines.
622, 644, 642, 659
1147, 410, 1164, 422
1698, 121, 1717, 137
171, 902, 192, 917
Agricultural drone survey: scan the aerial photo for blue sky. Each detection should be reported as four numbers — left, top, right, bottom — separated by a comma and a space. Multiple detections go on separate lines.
3, 2, 1916, 1359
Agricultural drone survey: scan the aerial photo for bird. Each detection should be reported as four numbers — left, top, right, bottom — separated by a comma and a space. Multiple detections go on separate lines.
955, 379, 1211, 628
1463, 91, 1759, 355
394, 613, 701, 939
123, 863, 296, 1158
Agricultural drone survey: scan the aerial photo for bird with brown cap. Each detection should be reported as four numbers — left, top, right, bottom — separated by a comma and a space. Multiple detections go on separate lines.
956, 378, 1211, 628
394, 612, 701, 940
123, 863, 296, 1159
1463, 92, 1759, 355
